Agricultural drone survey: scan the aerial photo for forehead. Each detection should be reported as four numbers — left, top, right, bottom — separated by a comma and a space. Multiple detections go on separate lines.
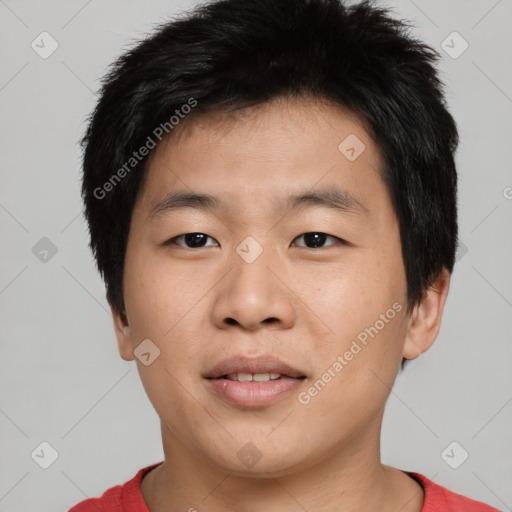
137, 96, 388, 219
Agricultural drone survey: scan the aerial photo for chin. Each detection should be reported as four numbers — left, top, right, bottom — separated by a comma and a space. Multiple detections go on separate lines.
198, 436, 314, 477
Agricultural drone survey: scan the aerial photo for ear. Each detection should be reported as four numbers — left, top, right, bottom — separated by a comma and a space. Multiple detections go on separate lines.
403, 267, 451, 360
110, 302, 135, 361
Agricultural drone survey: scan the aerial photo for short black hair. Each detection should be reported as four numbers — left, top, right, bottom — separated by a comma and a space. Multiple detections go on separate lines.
81, 0, 459, 323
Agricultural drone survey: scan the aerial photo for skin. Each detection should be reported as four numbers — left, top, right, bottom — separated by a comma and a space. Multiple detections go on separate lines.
111, 96, 451, 511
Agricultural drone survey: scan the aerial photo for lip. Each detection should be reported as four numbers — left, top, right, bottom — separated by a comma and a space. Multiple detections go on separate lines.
203, 355, 307, 408
203, 355, 306, 379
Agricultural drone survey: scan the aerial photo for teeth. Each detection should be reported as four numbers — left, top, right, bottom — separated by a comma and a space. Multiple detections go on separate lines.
254, 373, 281, 381
226, 373, 282, 381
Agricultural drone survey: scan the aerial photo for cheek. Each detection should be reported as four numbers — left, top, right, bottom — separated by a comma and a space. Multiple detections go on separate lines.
309, 255, 399, 326
301, 305, 407, 427
122, 244, 202, 346
123, 249, 205, 403
307, 250, 407, 369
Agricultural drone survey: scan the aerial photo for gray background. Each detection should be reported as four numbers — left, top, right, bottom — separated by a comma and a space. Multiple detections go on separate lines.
0, 0, 511, 510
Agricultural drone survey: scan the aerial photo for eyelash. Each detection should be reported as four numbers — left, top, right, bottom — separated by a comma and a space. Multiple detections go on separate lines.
164, 232, 347, 249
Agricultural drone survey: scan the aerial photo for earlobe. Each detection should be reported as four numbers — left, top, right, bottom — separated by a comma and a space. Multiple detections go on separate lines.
110, 303, 135, 361
403, 268, 451, 360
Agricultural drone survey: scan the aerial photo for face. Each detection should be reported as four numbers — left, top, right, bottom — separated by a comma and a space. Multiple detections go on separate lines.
113, 96, 438, 477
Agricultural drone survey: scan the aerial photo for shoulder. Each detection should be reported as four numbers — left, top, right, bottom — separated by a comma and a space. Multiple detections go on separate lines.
409, 472, 502, 512
68, 482, 122, 512
68, 462, 163, 512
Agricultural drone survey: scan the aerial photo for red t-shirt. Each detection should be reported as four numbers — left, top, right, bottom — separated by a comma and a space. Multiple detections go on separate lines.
68, 462, 501, 511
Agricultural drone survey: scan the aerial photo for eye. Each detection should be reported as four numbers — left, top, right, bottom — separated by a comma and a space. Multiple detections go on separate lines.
164, 231, 346, 249
164, 232, 218, 248
292, 232, 345, 249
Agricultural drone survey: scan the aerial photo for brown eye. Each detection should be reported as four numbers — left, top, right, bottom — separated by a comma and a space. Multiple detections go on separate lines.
165, 232, 218, 248
292, 232, 343, 249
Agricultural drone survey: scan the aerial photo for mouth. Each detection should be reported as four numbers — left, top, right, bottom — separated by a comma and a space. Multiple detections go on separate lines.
204, 355, 307, 408
210, 373, 306, 381
204, 354, 307, 380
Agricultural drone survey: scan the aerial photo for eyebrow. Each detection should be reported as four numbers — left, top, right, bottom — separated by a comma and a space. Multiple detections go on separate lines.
149, 185, 370, 220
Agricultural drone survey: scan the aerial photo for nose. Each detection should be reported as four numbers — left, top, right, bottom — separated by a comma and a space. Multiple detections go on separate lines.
211, 245, 297, 332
